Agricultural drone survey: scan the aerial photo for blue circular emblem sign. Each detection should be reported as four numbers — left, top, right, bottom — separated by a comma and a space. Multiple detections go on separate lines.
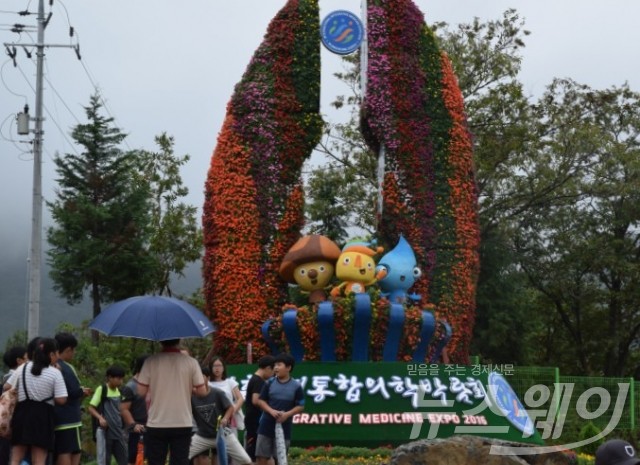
321, 10, 364, 55
488, 372, 535, 436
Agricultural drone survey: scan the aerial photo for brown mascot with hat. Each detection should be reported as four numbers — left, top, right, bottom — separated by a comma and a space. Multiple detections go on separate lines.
279, 235, 341, 304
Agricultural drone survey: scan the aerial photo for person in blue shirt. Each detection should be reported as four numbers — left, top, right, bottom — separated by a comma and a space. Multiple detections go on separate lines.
255, 353, 304, 465
53, 333, 91, 465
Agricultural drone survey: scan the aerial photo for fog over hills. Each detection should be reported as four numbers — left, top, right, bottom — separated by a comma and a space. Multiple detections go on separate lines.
0, 234, 203, 350
0, 252, 91, 349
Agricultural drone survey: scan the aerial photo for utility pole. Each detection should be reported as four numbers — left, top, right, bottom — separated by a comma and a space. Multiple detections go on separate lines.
26, 0, 46, 341
5, 0, 80, 341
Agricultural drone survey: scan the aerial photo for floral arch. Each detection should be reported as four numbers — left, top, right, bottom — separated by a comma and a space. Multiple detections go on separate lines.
203, 0, 479, 364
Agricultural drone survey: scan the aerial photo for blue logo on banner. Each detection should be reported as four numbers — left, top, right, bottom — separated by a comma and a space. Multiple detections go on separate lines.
488, 372, 535, 436
321, 10, 364, 55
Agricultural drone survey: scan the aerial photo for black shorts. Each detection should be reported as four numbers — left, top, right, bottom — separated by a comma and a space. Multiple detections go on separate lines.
54, 427, 82, 455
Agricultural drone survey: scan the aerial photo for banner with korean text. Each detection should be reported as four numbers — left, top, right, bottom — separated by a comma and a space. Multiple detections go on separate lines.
227, 362, 545, 447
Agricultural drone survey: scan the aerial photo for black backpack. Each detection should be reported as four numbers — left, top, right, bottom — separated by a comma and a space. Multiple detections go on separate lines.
91, 383, 108, 441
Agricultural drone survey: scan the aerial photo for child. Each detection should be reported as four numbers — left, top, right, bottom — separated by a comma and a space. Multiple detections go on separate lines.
88, 365, 127, 465
189, 365, 252, 465
1, 345, 27, 465
255, 353, 305, 465
5, 339, 67, 465
119, 355, 148, 465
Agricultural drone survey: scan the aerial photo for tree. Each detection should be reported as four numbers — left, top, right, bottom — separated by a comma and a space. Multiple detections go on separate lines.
47, 93, 157, 319
470, 229, 539, 365
135, 133, 202, 296
513, 80, 640, 375
434, 10, 547, 365
309, 52, 378, 238
305, 166, 350, 244
435, 10, 536, 234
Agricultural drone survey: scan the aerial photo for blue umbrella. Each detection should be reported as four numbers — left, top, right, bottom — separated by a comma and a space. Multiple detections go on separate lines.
89, 296, 215, 341
216, 425, 228, 465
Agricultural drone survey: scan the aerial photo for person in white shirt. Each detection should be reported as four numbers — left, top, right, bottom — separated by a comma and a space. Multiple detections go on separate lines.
5, 338, 68, 465
209, 356, 244, 435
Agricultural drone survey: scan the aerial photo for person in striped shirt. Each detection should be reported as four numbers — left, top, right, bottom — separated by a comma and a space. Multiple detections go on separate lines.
5, 338, 68, 465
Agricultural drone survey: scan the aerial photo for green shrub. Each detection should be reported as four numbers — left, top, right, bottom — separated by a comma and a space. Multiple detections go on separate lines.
577, 422, 603, 456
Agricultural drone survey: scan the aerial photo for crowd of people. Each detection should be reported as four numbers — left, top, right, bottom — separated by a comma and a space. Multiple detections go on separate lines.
1, 335, 305, 465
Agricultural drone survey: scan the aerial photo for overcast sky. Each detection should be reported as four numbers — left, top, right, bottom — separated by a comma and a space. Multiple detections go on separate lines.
1, 0, 639, 311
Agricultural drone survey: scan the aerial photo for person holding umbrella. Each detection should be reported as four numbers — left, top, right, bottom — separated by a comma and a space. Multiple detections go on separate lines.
136, 339, 207, 465
209, 357, 244, 437
88, 296, 216, 465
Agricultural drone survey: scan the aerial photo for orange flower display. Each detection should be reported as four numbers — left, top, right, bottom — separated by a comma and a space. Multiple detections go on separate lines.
362, 0, 480, 363
203, 0, 323, 362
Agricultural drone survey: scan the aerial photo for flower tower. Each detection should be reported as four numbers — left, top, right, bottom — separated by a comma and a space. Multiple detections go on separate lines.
361, 0, 480, 363
203, 0, 324, 362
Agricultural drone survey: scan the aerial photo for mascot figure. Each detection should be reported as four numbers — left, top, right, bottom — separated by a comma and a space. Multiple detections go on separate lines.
376, 235, 422, 304
331, 240, 385, 297
279, 235, 341, 304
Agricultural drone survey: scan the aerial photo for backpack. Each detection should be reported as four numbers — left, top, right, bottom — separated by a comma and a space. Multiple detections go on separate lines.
91, 383, 108, 441
0, 386, 18, 438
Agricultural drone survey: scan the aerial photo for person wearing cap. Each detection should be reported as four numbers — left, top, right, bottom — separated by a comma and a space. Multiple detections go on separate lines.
596, 439, 640, 465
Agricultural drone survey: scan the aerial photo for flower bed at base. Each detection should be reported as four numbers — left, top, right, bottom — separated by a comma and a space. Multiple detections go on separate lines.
265, 292, 438, 361
289, 446, 392, 465
289, 447, 594, 465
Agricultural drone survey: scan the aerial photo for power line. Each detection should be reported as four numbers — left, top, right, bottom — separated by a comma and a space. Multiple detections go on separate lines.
76, 57, 131, 150
1, 59, 28, 101
14, 60, 79, 154
43, 60, 81, 124
55, 0, 73, 39
1, 0, 88, 340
